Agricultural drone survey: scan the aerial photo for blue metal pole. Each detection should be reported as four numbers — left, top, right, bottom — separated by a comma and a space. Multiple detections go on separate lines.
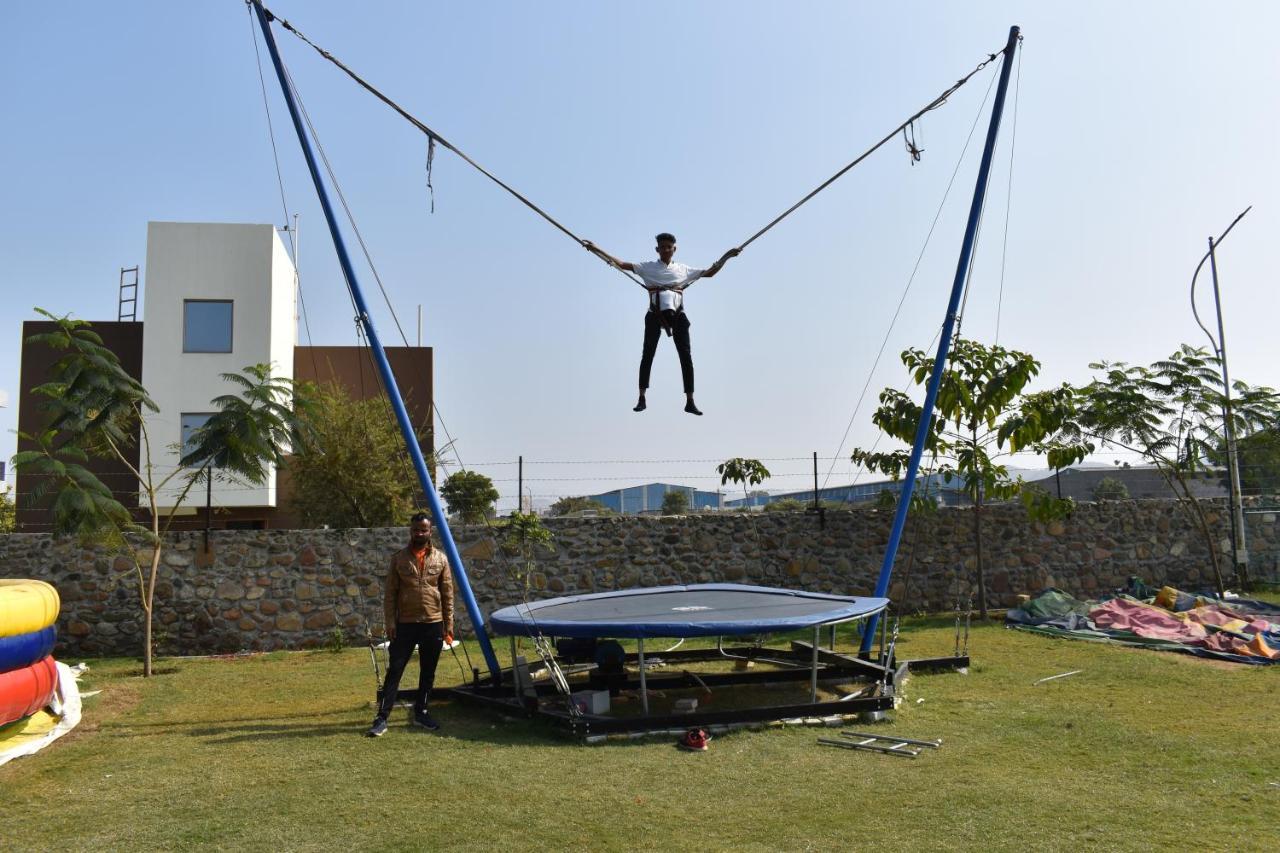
861, 26, 1021, 655
251, 1, 502, 680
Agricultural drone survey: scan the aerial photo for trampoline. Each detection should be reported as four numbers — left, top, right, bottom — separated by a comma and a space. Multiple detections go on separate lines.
451, 583, 926, 732
489, 583, 889, 639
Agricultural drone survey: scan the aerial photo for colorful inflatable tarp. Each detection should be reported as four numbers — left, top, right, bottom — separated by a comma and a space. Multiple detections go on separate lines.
1007, 586, 1280, 664
0, 580, 63, 728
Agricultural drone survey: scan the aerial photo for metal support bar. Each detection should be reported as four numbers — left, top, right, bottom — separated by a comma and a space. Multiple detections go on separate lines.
250, 0, 501, 679
637, 637, 649, 714
810, 626, 820, 703
862, 25, 1021, 654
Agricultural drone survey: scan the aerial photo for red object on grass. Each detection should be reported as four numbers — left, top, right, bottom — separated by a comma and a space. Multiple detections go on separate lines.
0, 655, 59, 725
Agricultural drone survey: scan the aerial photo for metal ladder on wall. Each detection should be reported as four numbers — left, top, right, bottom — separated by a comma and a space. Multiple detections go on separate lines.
118, 266, 139, 321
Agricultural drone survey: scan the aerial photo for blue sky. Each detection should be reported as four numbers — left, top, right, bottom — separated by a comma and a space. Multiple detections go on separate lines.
2, 1, 1277, 511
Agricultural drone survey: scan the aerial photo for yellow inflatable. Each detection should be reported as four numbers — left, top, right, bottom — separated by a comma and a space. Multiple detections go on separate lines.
0, 580, 61, 638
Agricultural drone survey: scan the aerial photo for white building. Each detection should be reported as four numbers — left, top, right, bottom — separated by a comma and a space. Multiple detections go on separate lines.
140, 222, 296, 510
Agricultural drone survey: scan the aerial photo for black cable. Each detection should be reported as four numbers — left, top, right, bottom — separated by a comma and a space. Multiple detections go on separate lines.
824, 67, 1000, 492
261, 1, 1007, 265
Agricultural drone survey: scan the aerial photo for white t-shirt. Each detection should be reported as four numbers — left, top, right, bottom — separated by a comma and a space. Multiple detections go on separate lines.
630, 260, 706, 312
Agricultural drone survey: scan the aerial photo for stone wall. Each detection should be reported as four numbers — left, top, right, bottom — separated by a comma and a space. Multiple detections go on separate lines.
0, 500, 1275, 658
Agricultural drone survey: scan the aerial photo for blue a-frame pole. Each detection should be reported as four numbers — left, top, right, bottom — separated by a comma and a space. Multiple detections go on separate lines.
251, 1, 502, 680
861, 26, 1021, 655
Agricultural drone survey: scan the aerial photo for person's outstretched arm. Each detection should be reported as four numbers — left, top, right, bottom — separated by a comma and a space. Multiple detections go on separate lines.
700, 247, 741, 279
582, 240, 635, 272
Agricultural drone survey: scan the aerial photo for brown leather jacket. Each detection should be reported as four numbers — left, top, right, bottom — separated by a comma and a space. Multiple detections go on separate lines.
383, 545, 454, 635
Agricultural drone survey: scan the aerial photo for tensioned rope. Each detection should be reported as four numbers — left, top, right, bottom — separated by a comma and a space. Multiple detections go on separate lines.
247, 9, 320, 382
994, 39, 1023, 347
272, 34, 469, 502
269, 35, 582, 696
258, 2, 1009, 267
822, 62, 1001, 493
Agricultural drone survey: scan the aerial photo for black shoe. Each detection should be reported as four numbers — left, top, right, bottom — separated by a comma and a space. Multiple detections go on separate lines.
412, 709, 441, 731
366, 717, 388, 737
684, 401, 703, 416
633, 396, 647, 412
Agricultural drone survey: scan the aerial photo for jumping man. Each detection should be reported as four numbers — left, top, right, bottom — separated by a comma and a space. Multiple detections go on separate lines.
584, 233, 739, 415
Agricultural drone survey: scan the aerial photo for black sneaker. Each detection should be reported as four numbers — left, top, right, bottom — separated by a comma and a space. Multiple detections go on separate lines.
366, 717, 388, 737
412, 709, 441, 731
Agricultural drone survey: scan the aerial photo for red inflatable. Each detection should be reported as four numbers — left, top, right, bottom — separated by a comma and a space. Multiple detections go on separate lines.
0, 655, 59, 726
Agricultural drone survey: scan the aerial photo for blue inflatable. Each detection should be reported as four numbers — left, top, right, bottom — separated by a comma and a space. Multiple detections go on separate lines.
0, 627, 57, 674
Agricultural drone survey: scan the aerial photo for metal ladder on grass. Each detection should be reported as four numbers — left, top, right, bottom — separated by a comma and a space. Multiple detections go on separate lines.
817, 731, 942, 758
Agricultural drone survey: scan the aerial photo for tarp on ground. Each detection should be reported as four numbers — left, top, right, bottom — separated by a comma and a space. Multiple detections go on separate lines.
1007, 586, 1280, 665
0, 661, 83, 767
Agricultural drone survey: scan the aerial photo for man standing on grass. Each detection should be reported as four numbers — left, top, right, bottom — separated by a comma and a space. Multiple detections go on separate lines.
584, 233, 739, 415
367, 512, 454, 737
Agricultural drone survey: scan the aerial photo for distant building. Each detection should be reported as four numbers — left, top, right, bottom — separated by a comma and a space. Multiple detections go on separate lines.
725, 472, 967, 509
15, 221, 432, 532
588, 483, 723, 514
1022, 465, 1227, 502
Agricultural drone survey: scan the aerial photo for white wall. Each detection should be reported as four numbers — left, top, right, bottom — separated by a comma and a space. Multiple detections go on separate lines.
140, 222, 296, 509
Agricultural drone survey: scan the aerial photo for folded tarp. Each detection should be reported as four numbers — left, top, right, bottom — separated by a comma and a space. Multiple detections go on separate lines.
1006, 588, 1093, 627
1008, 588, 1280, 665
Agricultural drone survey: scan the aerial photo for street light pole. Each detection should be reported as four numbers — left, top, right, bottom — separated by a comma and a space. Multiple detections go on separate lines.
1191, 206, 1252, 589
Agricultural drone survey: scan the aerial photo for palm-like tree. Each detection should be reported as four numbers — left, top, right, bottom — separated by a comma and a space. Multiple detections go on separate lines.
180, 364, 312, 538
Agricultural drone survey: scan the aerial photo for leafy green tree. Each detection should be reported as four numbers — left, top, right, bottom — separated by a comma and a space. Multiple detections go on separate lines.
1215, 428, 1280, 497
1091, 476, 1130, 502
12, 312, 294, 675
180, 364, 309, 535
546, 496, 614, 517
0, 488, 14, 533
503, 511, 554, 591
286, 383, 424, 528
441, 470, 500, 524
762, 497, 807, 513
661, 489, 690, 515
850, 340, 1088, 617
1068, 344, 1280, 594
717, 458, 771, 509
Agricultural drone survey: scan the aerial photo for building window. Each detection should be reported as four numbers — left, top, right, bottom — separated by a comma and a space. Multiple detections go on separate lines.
183, 300, 233, 353
180, 413, 216, 464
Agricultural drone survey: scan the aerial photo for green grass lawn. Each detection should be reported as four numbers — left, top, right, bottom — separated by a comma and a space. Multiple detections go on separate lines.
3, 618, 1277, 852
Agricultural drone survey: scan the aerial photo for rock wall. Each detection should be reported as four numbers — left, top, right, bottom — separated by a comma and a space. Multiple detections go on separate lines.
0, 500, 1274, 658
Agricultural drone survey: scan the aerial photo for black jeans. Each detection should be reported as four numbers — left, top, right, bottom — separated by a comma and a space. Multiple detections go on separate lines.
638, 310, 694, 393
377, 621, 444, 719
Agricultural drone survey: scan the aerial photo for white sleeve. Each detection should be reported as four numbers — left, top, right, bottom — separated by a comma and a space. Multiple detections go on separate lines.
682, 266, 707, 287
630, 261, 656, 286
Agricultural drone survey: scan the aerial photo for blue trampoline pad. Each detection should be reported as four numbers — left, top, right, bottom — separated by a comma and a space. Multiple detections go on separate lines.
488, 583, 889, 639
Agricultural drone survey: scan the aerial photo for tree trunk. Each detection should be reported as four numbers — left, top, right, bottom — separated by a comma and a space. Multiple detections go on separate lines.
973, 496, 988, 619
971, 428, 988, 619
145, 546, 162, 677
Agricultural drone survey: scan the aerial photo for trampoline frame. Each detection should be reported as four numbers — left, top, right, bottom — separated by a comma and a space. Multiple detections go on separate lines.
439, 614, 967, 736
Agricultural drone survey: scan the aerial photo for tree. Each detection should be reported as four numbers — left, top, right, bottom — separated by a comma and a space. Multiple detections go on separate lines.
503, 511, 554, 591
0, 488, 14, 533
286, 383, 424, 528
850, 340, 1088, 618
12, 311, 296, 676
1069, 344, 1280, 594
717, 458, 771, 509
661, 489, 690, 515
1215, 428, 1280, 497
546, 496, 614, 517
441, 470, 500, 524
180, 364, 308, 539
1091, 476, 1130, 502
762, 497, 807, 513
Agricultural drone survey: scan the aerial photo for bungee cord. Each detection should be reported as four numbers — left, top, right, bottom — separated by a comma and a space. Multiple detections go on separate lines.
255, 1, 1011, 270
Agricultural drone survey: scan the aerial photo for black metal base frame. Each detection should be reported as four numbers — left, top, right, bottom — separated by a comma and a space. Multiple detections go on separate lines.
435, 644, 969, 736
